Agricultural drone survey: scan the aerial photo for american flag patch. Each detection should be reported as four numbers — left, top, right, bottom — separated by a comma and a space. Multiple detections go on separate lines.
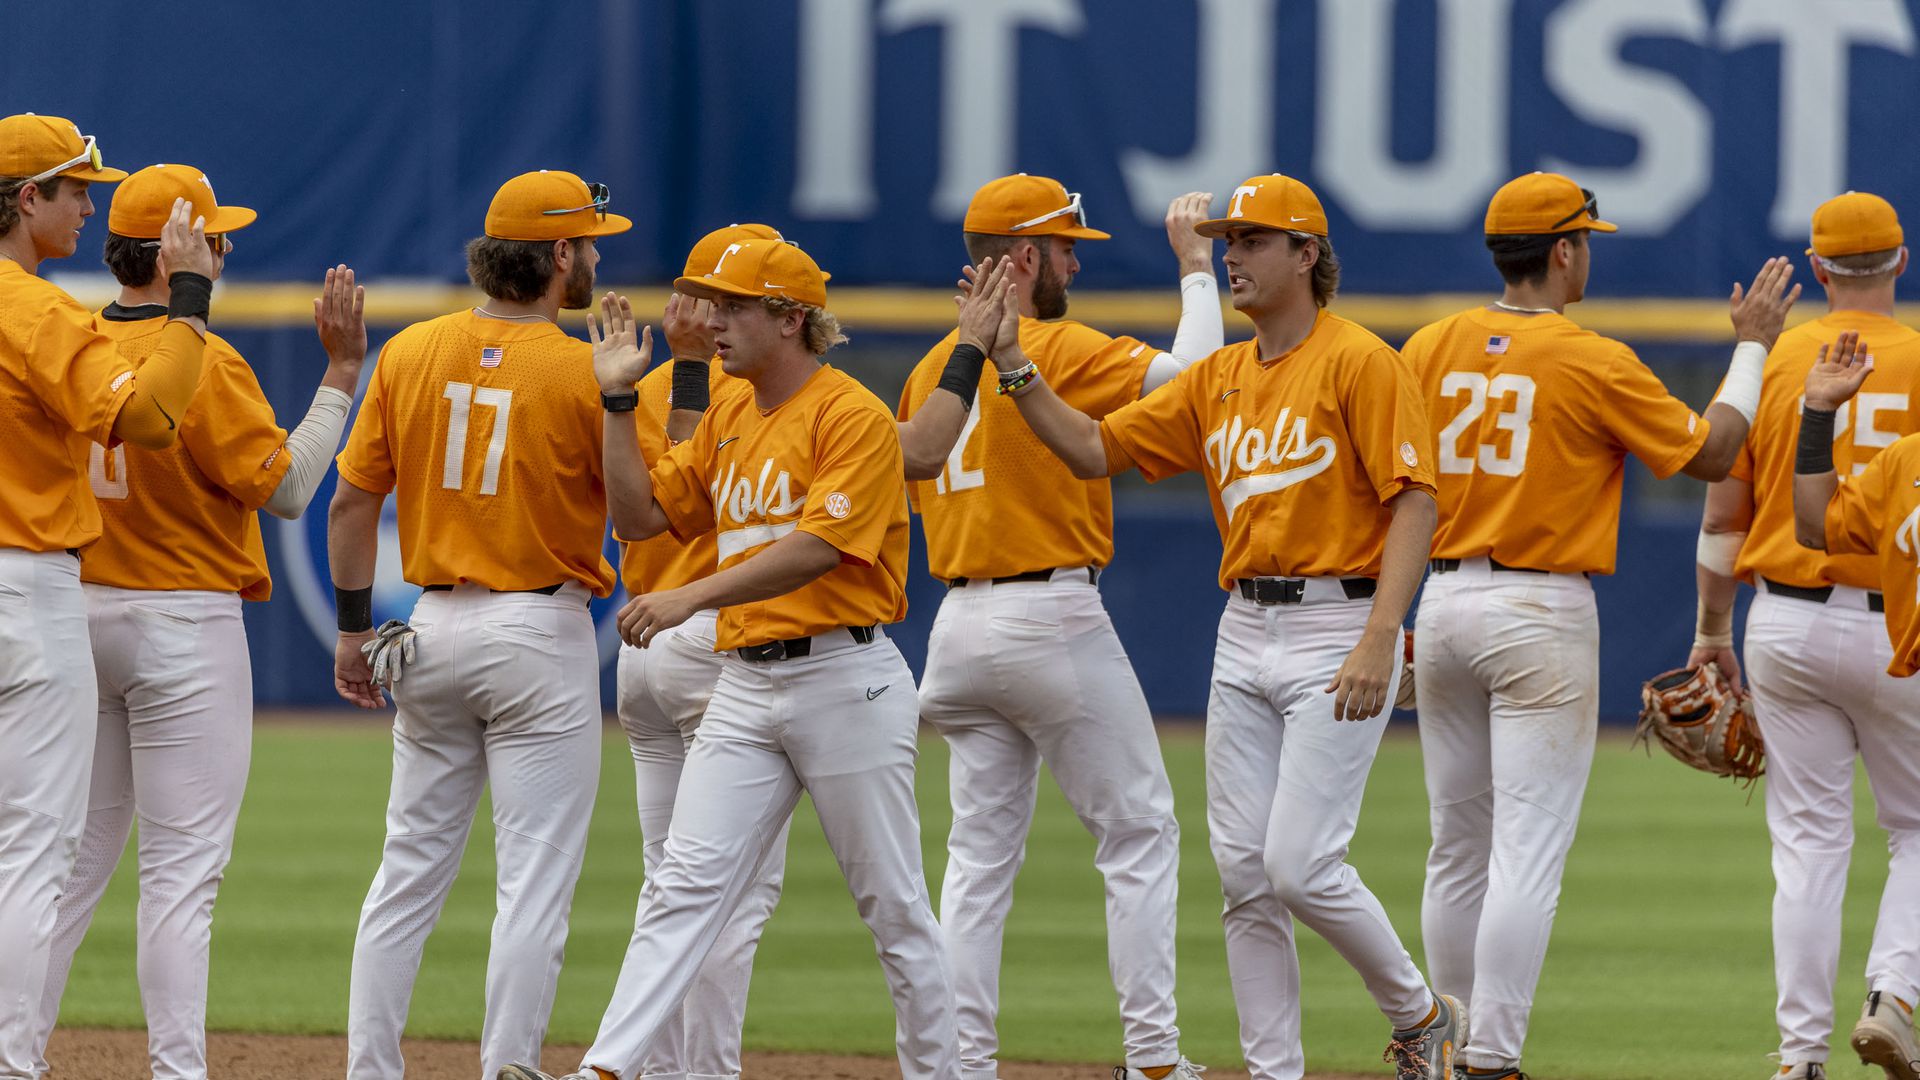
480, 346, 503, 368
1486, 335, 1511, 355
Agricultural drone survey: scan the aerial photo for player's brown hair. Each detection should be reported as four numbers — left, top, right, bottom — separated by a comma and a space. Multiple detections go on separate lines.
762, 295, 848, 356
1287, 232, 1341, 308
1822, 247, 1902, 286
963, 231, 1051, 266
0, 175, 68, 238
103, 232, 159, 288
1486, 229, 1586, 287
465, 235, 584, 303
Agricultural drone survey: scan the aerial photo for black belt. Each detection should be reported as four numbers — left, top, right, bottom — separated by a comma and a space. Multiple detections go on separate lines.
736, 624, 877, 662
64, 547, 79, 559
1429, 557, 1548, 575
1762, 577, 1885, 613
422, 582, 566, 595
1235, 577, 1376, 605
948, 566, 1100, 589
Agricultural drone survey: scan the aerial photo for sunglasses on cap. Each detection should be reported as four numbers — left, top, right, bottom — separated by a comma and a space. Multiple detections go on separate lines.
141, 234, 234, 257
1549, 187, 1599, 231
1009, 190, 1087, 232
26, 133, 103, 185
541, 181, 611, 220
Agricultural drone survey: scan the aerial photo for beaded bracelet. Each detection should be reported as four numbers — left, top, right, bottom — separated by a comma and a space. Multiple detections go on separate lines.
995, 360, 1039, 396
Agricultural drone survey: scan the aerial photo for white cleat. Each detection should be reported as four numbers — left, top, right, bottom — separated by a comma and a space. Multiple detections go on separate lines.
1382, 993, 1465, 1080
1771, 1063, 1826, 1080
496, 1065, 594, 1080
1853, 991, 1920, 1080
1112, 1057, 1205, 1080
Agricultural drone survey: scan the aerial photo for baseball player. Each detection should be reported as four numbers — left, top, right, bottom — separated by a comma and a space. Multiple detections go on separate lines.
0, 114, 215, 1080
986, 172, 1460, 1080
26, 165, 364, 1080
329, 170, 631, 1080
894, 174, 1222, 1080
500, 238, 957, 1080
1700, 192, 1920, 1080
614, 223, 791, 1080
1399, 171, 1783, 1080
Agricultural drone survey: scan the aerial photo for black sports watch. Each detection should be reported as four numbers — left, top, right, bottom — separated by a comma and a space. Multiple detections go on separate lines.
601, 388, 639, 413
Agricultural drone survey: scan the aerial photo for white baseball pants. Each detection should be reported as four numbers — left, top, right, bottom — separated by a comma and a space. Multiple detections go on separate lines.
1206, 583, 1431, 1080
33, 586, 253, 1080
616, 610, 790, 1080
1745, 585, 1920, 1067
1413, 560, 1600, 1072
580, 631, 958, 1080
919, 572, 1182, 1078
346, 584, 602, 1080
0, 550, 96, 1080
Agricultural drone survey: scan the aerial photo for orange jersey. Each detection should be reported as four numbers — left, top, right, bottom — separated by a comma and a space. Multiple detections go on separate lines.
1823, 432, 1920, 676
0, 261, 153, 552
79, 312, 290, 599
897, 318, 1153, 581
1099, 310, 1436, 588
1401, 307, 1709, 576
619, 359, 754, 595
650, 365, 910, 650
337, 310, 616, 595
1732, 311, 1920, 591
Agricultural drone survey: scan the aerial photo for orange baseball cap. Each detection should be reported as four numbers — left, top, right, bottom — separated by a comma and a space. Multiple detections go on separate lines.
1807, 191, 1903, 257
675, 236, 829, 308
0, 114, 127, 183
484, 170, 632, 241
963, 174, 1110, 240
1195, 174, 1328, 237
108, 164, 256, 238
1485, 172, 1616, 235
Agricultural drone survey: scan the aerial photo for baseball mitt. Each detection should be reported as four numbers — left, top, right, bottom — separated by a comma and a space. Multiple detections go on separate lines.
1634, 661, 1764, 786
1395, 628, 1416, 711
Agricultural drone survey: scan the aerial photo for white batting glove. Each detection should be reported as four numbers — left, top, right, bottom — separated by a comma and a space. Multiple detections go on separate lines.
361, 619, 419, 690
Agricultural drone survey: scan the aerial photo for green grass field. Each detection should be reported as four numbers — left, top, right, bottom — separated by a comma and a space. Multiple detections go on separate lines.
54, 720, 1895, 1080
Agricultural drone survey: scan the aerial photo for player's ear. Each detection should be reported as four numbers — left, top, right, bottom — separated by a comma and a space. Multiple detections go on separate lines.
1898, 247, 1910, 279
551, 237, 573, 272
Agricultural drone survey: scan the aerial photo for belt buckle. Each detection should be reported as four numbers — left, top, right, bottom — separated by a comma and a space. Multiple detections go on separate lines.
1252, 578, 1305, 605
738, 640, 787, 662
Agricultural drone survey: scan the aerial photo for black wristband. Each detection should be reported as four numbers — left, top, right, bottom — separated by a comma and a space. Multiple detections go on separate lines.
601, 389, 638, 413
937, 343, 989, 409
670, 359, 711, 413
336, 586, 374, 633
167, 272, 213, 321
1796, 406, 1838, 474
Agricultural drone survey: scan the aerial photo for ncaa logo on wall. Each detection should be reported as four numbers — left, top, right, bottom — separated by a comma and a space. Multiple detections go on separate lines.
277, 367, 630, 667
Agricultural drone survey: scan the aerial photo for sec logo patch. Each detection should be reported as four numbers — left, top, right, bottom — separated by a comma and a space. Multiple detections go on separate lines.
824, 491, 852, 519
1400, 441, 1419, 468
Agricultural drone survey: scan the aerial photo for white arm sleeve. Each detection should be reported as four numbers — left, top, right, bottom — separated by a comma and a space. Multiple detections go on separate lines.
1141, 271, 1224, 395
262, 385, 354, 520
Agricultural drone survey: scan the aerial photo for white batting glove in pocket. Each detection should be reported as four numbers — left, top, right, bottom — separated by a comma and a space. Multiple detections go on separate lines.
361, 619, 419, 690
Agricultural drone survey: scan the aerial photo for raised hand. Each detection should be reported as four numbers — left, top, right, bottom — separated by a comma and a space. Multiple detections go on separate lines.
313, 264, 367, 365
956, 256, 1009, 353
1165, 191, 1216, 273
158, 197, 215, 279
1804, 329, 1871, 412
589, 291, 654, 392
662, 292, 716, 360
1729, 256, 1800, 349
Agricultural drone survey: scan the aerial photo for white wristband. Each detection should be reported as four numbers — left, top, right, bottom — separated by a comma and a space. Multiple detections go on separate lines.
1696, 528, 1745, 577
1711, 340, 1768, 424
1694, 596, 1735, 649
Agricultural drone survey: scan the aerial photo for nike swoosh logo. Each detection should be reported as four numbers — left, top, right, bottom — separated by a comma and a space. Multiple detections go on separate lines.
763, 282, 785, 290
1289, 215, 1309, 222
1220, 389, 1241, 401
866, 686, 888, 700
156, 398, 177, 431
718, 436, 738, 450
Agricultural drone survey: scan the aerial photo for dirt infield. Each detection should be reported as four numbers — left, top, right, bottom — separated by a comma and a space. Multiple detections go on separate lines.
47, 1028, 1381, 1080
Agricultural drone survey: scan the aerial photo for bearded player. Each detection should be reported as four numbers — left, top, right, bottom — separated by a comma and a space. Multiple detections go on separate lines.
986, 173, 1460, 1080
1698, 192, 1920, 1080
1400, 171, 1786, 1080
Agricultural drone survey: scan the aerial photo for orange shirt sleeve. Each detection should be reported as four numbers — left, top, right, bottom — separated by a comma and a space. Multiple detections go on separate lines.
1098, 371, 1204, 482
1051, 331, 1155, 419
1825, 455, 1887, 557
1599, 347, 1710, 480
798, 403, 903, 567
179, 345, 292, 511
25, 301, 139, 445
1344, 348, 1437, 503
337, 348, 395, 495
648, 431, 717, 543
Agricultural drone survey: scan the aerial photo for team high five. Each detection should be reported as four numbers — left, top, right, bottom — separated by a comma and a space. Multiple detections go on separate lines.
1, 112, 1915, 1080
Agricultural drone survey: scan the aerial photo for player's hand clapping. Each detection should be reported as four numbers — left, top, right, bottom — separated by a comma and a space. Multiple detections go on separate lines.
1164, 191, 1216, 274
662, 292, 715, 362
1805, 329, 1871, 411
1728, 256, 1800, 350
589, 291, 654, 392
956, 256, 1013, 355
157, 196, 216, 280
314, 265, 367, 392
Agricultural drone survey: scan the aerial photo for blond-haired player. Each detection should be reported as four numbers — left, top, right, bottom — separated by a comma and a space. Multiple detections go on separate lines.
329, 170, 634, 1080
0, 114, 216, 1080
1716, 194, 1920, 1080
984, 172, 1460, 1080
614, 223, 790, 1080
1401, 171, 1784, 1079
501, 238, 957, 1080
896, 175, 1220, 1080
27, 165, 364, 1080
